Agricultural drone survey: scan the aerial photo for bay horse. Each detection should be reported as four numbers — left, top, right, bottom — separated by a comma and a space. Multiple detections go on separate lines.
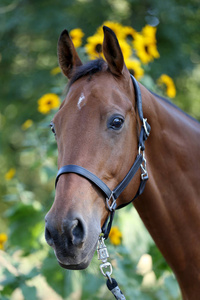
45, 26, 200, 299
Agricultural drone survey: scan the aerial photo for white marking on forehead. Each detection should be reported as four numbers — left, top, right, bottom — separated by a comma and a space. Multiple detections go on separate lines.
77, 93, 86, 110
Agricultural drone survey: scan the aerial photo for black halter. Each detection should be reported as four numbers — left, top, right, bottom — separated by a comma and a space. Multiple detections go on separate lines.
55, 75, 151, 239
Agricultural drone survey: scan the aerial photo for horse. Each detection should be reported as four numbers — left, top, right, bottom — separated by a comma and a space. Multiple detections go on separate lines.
45, 26, 200, 300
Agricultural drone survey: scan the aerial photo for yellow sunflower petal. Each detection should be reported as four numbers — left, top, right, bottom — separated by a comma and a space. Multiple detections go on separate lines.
125, 59, 144, 80
132, 24, 160, 65
69, 28, 84, 48
147, 42, 160, 59
85, 33, 104, 59
118, 39, 132, 59
97, 21, 124, 39
133, 33, 153, 64
121, 26, 137, 43
157, 74, 176, 98
142, 25, 157, 43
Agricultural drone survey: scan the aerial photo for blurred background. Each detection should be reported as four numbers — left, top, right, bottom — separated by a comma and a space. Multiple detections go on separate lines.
0, 0, 199, 299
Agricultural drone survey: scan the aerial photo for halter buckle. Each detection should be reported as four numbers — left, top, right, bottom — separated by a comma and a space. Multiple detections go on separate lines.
106, 192, 117, 212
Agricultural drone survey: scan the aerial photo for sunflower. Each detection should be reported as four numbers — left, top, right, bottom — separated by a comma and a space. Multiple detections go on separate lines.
5, 168, 16, 180
121, 26, 137, 43
125, 59, 144, 80
69, 28, 84, 48
157, 74, 176, 98
133, 33, 159, 64
85, 33, 104, 59
97, 21, 124, 39
37, 93, 60, 114
109, 226, 122, 246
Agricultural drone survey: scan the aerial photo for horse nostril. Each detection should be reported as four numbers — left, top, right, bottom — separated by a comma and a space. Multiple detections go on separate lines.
45, 214, 86, 249
70, 218, 86, 246
45, 225, 54, 247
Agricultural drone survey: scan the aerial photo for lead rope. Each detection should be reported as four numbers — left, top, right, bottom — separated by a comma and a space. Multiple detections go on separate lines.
97, 235, 126, 300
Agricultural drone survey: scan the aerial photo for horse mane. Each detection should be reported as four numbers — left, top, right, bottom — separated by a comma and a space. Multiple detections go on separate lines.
150, 91, 200, 124
69, 58, 106, 87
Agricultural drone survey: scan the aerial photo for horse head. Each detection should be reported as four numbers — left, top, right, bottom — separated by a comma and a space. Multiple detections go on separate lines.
45, 26, 143, 270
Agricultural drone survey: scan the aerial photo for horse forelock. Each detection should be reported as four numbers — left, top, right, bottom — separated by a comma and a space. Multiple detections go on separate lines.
69, 58, 106, 87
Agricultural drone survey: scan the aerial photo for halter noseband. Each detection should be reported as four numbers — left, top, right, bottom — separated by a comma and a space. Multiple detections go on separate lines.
55, 75, 151, 239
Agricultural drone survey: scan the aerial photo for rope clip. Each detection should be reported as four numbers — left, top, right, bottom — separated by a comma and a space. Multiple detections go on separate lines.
97, 236, 113, 282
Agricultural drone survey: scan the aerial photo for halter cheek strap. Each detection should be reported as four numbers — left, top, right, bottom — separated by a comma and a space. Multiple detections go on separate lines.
55, 75, 151, 239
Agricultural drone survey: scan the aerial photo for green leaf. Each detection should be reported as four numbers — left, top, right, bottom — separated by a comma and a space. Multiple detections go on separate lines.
164, 274, 180, 299
20, 282, 38, 300
25, 267, 40, 281
41, 250, 67, 297
148, 244, 171, 279
5, 202, 43, 253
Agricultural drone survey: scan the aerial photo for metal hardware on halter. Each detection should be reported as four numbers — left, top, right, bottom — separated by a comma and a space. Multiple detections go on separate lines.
138, 146, 148, 181
100, 262, 113, 279
97, 235, 126, 299
143, 118, 150, 137
97, 236, 109, 262
106, 192, 117, 212
141, 161, 148, 180
97, 236, 113, 282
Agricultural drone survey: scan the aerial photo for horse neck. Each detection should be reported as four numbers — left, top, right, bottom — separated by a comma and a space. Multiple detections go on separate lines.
134, 85, 200, 299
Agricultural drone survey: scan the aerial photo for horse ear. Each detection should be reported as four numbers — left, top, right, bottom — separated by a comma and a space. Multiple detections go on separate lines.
102, 26, 124, 76
57, 29, 82, 79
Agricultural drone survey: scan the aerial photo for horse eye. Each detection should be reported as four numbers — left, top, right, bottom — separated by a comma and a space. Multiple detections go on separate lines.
49, 122, 56, 136
109, 116, 124, 130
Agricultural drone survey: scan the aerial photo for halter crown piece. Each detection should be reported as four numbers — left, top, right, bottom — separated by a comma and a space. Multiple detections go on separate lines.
55, 74, 151, 239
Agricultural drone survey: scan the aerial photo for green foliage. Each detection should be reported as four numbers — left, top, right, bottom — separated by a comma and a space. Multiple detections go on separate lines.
0, 250, 39, 299
149, 244, 171, 279
0, 0, 199, 299
5, 198, 43, 252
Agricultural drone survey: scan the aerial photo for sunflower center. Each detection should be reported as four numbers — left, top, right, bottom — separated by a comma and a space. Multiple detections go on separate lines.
144, 45, 149, 54
129, 68, 135, 76
126, 34, 134, 42
95, 43, 102, 53
47, 100, 52, 105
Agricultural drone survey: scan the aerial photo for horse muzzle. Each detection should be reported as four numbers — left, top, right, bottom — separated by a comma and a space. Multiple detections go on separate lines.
45, 211, 101, 269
